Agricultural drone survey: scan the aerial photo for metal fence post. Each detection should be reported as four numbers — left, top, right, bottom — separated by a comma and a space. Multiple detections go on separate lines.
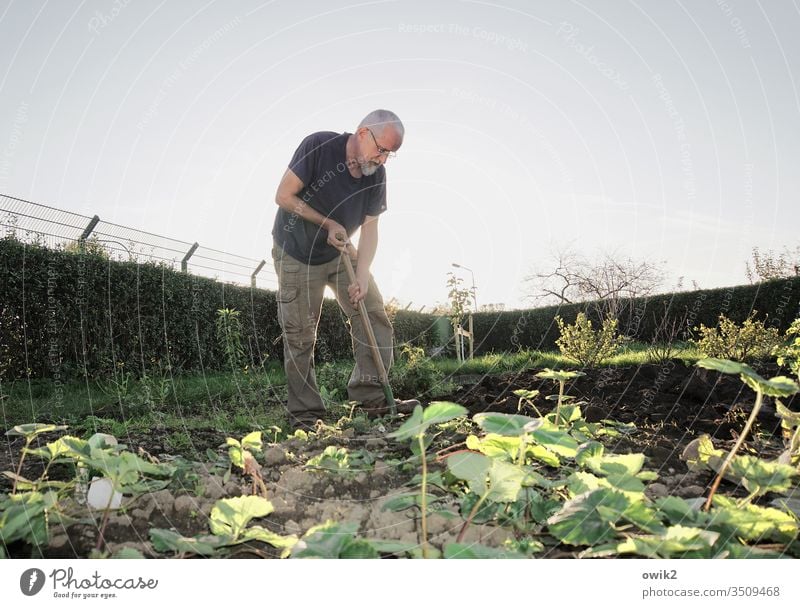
78, 215, 100, 250
251, 260, 266, 288
182, 242, 199, 273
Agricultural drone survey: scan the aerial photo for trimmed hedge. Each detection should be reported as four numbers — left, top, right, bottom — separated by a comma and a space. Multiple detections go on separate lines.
472, 278, 800, 355
0, 238, 441, 381
2, 236, 798, 381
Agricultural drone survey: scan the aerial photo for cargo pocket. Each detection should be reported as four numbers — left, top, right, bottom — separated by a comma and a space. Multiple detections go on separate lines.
279, 260, 301, 287
277, 285, 298, 303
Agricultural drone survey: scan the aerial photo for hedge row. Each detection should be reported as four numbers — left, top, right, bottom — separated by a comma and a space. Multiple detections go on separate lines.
2, 236, 798, 381
0, 238, 442, 381
471, 277, 800, 355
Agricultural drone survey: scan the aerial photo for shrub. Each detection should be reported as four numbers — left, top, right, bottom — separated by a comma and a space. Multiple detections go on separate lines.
554, 313, 627, 367
315, 361, 351, 404
691, 311, 782, 363
390, 344, 449, 398
776, 318, 800, 380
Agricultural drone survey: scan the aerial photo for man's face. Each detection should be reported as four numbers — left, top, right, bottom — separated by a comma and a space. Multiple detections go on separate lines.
357, 126, 402, 175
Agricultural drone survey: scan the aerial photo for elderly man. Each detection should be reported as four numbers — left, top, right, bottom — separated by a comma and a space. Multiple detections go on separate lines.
272, 109, 419, 430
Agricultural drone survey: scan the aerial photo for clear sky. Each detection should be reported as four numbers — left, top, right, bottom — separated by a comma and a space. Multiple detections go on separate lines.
1, 0, 798, 310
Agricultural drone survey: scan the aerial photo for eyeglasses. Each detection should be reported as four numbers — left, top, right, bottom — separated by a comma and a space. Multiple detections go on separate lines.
366, 128, 397, 159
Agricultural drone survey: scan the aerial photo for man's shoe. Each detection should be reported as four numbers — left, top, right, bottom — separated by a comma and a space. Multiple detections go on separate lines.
361, 398, 420, 419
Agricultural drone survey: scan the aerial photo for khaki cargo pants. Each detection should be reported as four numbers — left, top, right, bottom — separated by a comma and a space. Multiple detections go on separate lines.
272, 242, 394, 425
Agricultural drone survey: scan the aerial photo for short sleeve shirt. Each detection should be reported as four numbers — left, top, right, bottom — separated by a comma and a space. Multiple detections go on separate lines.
272, 131, 387, 265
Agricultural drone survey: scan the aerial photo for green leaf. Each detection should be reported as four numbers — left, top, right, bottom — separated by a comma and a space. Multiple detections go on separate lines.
530, 423, 579, 458
447, 452, 490, 495
241, 526, 298, 557
727, 455, 797, 496
24, 435, 84, 462
567, 471, 646, 502
583, 525, 720, 559
423, 401, 469, 425
741, 375, 798, 397
444, 543, 526, 559
292, 521, 360, 558
6, 423, 67, 439
582, 452, 646, 477
447, 453, 525, 503
708, 495, 798, 543
111, 547, 146, 559
654, 496, 708, 527
363, 540, 419, 557
513, 389, 540, 400
149, 529, 225, 556
241, 431, 263, 453
576, 441, 605, 466
388, 402, 467, 441
0, 491, 49, 548
547, 488, 631, 546
486, 460, 526, 503
209, 496, 274, 540
536, 368, 586, 381
473, 412, 541, 437
776, 399, 800, 426
381, 492, 443, 512
339, 539, 379, 559
696, 359, 799, 396
622, 500, 667, 534
696, 358, 750, 375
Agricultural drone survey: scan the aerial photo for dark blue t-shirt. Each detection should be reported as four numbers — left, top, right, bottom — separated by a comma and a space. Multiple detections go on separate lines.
272, 131, 387, 265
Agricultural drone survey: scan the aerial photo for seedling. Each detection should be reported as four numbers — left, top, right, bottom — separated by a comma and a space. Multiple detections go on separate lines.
387, 402, 467, 558
226, 431, 267, 498
151, 496, 297, 558
696, 358, 798, 511
535, 369, 585, 427
513, 389, 542, 416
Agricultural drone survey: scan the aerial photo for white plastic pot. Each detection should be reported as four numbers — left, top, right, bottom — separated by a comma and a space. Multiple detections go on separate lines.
86, 477, 123, 510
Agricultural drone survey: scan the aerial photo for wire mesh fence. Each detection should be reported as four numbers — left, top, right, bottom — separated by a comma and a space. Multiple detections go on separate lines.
0, 192, 277, 290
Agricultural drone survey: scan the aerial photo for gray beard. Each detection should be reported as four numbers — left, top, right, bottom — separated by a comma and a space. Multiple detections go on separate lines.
359, 161, 379, 176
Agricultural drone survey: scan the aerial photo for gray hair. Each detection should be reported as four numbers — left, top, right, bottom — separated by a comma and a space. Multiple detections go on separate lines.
358, 109, 404, 139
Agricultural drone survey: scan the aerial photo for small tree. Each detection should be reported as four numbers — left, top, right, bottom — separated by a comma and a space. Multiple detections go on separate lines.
525, 246, 665, 323
555, 313, 627, 368
745, 246, 800, 283
446, 272, 474, 360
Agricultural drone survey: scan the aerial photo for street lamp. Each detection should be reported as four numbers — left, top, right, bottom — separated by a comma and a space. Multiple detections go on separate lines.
451, 262, 478, 312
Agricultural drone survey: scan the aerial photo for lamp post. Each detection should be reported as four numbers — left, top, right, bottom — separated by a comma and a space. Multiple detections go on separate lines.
451, 262, 478, 312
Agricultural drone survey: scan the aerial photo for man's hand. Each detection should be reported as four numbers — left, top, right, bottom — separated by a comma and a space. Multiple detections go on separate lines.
325, 221, 349, 252
348, 269, 369, 306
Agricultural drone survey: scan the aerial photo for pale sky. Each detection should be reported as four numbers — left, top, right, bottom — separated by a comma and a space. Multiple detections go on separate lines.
1, 0, 798, 310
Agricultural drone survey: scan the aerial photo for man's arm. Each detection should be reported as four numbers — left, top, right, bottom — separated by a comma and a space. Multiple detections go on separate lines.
348, 214, 379, 305
275, 168, 348, 251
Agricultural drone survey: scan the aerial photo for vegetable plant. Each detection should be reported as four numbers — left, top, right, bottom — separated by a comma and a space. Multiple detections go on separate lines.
226, 431, 267, 498
535, 369, 586, 427
695, 358, 798, 510
387, 401, 467, 558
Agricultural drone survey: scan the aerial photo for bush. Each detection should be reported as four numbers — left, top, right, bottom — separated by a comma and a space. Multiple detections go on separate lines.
314, 361, 352, 404
390, 344, 449, 398
690, 311, 782, 363
555, 313, 627, 367
776, 318, 800, 380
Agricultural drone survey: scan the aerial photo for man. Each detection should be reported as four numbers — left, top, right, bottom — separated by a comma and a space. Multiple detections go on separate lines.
272, 109, 419, 430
